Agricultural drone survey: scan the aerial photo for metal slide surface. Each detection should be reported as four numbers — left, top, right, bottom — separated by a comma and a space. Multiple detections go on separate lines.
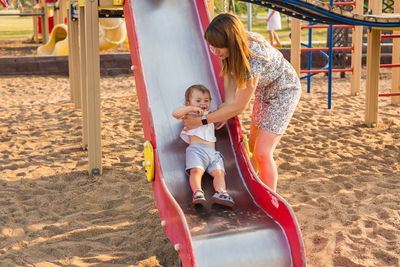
123, 0, 305, 266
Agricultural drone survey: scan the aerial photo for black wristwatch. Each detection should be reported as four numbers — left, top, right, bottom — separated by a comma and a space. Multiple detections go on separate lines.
201, 114, 208, 125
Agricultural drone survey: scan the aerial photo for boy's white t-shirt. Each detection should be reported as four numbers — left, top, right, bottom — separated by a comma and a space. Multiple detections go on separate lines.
180, 111, 216, 144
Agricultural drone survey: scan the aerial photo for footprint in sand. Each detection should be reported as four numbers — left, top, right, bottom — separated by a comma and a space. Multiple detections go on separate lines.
372, 250, 399, 266
333, 256, 363, 267
311, 234, 328, 253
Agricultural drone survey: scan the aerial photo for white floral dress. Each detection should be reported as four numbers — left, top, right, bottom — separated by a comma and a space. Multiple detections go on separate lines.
247, 31, 301, 134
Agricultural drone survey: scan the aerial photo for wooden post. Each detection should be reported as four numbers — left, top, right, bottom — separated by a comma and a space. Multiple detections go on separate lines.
290, 18, 301, 77
392, 0, 400, 104
32, 12, 39, 43
56, 0, 67, 25
365, 0, 382, 127
41, 0, 49, 43
206, 0, 214, 18
365, 29, 381, 127
67, 4, 74, 101
67, 0, 81, 109
79, 2, 88, 150
85, 0, 102, 175
350, 0, 364, 96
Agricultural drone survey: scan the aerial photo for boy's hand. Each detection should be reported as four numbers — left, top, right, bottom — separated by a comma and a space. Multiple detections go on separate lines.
191, 106, 204, 116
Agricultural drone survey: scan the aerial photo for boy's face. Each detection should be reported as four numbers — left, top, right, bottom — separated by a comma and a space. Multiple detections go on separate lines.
187, 89, 211, 111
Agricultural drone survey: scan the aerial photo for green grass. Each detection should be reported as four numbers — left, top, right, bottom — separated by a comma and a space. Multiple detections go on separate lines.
0, 10, 34, 39
241, 16, 328, 47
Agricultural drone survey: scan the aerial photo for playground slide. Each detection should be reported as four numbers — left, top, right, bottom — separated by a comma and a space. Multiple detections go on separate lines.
123, 0, 305, 266
37, 18, 127, 56
37, 24, 69, 56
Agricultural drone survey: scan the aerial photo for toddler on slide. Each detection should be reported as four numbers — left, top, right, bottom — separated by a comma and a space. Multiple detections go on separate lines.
172, 84, 234, 207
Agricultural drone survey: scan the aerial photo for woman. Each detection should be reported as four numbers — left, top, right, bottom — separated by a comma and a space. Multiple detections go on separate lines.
266, 9, 282, 47
182, 13, 301, 192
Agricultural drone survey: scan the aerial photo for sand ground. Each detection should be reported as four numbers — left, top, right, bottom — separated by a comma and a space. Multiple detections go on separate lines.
0, 38, 399, 266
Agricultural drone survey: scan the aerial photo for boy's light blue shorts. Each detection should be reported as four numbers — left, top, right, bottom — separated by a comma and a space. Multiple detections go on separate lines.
185, 144, 225, 175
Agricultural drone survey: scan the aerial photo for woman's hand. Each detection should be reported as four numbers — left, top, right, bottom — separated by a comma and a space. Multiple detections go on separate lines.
215, 120, 227, 130
191, 106, 204, 116
182, 113, 201, 130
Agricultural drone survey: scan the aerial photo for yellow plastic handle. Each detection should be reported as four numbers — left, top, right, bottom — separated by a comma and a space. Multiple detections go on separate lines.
143, 141, 155, 182
242, 135, 251, 159
113, 0, 124, 5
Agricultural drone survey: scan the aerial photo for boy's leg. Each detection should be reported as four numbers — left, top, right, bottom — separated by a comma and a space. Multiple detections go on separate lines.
209, 169, 226, 192
189, 168, 204, 193
209, 169, 234, 207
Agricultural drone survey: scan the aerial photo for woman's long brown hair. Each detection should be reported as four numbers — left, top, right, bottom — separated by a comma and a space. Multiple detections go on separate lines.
204, 13, 251, 89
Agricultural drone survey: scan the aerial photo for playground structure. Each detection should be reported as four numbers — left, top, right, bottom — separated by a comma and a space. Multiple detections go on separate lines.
60, 0, 399, 265
30, 0, 67, 43
241, 0, 400, 127
0, 0, 68, 43
67, 0, 306, 265
0, 0, 126, 56
37, 23, 68, 55
123, 0, 304, 266
37, 16, 126, 56
364, 0, 400, 127
0, 0, 126, 55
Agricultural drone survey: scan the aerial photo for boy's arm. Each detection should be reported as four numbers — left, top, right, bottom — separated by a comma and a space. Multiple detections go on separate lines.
172, 106, 203, 119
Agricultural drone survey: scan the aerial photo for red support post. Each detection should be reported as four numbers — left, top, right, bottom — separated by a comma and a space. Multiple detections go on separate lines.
381, 34, 400, 39
300, 68, 353, 73
380, 64, 400, 68
301, 47, 353, 51
378, 92, 400, 97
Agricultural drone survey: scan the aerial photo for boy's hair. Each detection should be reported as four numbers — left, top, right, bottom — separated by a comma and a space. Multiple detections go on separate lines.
185, 84, 212, 102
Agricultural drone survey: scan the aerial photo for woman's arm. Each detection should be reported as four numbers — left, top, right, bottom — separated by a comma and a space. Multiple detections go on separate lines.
183, 75, 259, 129
172, 106, 203, 119
223, 74, 236, 104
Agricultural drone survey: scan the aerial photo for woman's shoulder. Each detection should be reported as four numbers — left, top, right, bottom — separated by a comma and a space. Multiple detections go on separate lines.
247, 31, 265, 42
246, 31, 269, 57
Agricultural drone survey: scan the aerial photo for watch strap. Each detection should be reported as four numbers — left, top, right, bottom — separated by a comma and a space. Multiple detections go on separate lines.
201, 114, 208, 125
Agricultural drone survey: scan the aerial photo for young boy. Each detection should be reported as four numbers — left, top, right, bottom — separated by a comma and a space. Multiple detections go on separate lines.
172, 84, 234, 207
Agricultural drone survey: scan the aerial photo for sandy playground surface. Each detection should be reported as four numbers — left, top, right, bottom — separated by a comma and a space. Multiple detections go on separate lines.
0, 38, 399, 266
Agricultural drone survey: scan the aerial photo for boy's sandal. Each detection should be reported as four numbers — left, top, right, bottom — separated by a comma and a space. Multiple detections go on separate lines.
192, 189, 206, 204
211, 191, 234, 207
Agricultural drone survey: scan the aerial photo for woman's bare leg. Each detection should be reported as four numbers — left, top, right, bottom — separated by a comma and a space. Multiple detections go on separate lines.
268, 30, 274, 45
273, 31, 281, 46
250, 125, 282, 191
